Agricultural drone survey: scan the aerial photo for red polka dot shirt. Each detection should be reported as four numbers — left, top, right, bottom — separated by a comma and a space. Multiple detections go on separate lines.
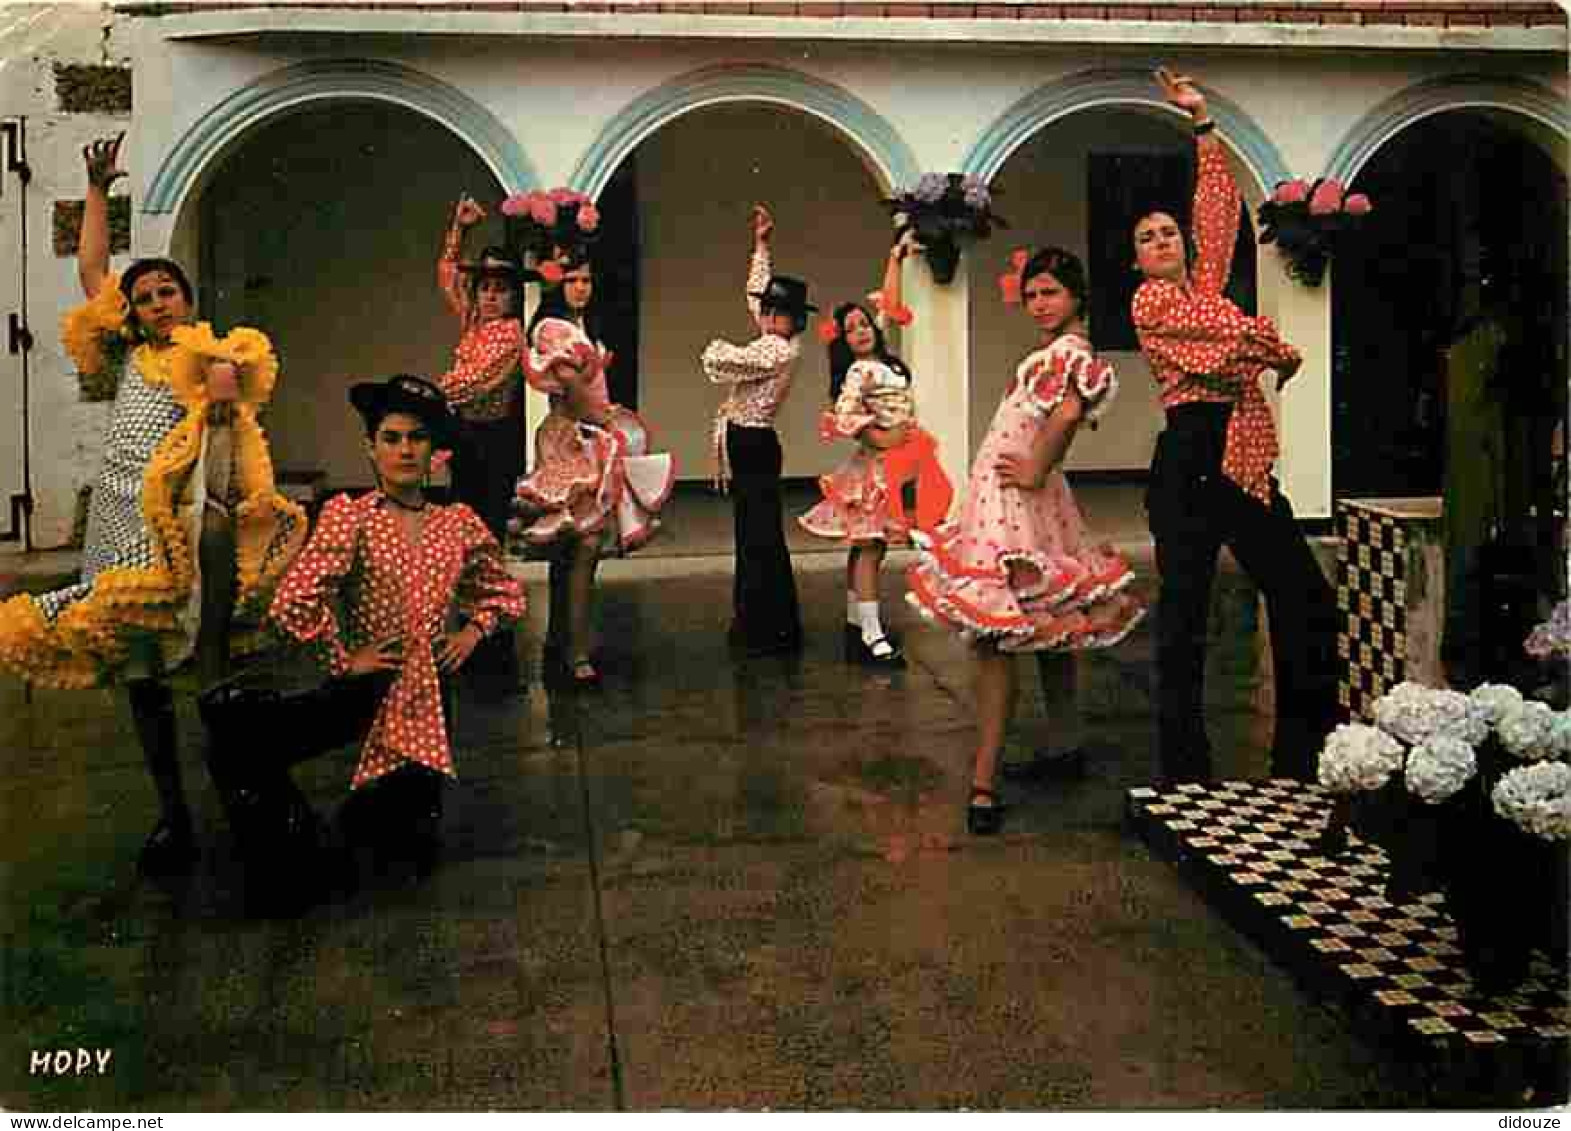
269, 491, 526, 788
1131, 136, 1303, 506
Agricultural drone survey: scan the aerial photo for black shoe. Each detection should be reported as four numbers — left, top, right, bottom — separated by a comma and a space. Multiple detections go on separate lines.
1000, 746, 1087, 784
844, 625, 906, 668
966, 788, 1006, 836
137, 818, 197, 877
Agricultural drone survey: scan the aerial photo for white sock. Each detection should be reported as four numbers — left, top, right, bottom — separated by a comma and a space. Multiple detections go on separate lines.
847, 591, 861, 627
857, 601, 889, 649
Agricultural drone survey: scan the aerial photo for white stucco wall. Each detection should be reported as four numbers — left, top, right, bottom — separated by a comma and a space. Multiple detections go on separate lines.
3, 4, 1565, 544
0, 4, 137, 552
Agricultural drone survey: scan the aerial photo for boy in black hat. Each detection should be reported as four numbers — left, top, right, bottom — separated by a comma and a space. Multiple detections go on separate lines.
701, 204, 813, 656
201, 375, 525, 904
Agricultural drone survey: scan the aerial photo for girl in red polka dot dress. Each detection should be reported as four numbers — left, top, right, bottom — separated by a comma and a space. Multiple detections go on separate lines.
1134, 67, 1337, 784
434, 196, 536, 694
907, 248, 1144, 835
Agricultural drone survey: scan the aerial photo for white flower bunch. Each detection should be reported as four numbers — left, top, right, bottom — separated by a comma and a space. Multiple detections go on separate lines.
1468, 682, 1525, 728
1492, 761, 1571, 841
1373, 681, 1488, 746
1545, 711, 1571, 761
1319, 722, 1405, 794
1405, 736, 1477, 804
1498, 700, 1559, 761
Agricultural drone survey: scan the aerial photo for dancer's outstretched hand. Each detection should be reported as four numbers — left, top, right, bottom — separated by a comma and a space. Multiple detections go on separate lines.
751, 204, 774, 244
84, 133, 127, 192
1274, 351, 1303, 391
436, 624, 484, 673
1155, 67, 1208, 120
348, 636, 404, 675
453, 194, 486, 228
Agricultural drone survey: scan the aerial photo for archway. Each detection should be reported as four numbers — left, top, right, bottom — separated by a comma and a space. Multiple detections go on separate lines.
198, 100, 515, 490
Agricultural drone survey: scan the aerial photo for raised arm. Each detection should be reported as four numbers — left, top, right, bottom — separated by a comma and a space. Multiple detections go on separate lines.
874, 230, 917, 331
78, 134, 126, 300
437, 195, 485, 322
745, 204, 773, 328
1156, 67, 1238, 296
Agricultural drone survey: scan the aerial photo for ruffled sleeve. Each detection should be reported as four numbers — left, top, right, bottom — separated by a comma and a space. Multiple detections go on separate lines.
451, 506, 527, 637
268, 492, 360, 677
1022, 337, 1119, 422
60, 274, 130, 390
826, 362, 879, 439
745, 245, 771, 328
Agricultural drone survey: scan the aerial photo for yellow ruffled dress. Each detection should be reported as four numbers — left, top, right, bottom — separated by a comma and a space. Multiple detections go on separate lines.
0, 279, 307, 689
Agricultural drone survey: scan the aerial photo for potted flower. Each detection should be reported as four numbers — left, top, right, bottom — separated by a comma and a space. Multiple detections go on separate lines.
1317, 680, 1571, 990
499, 186, 601, 285
884, 173, 1006, 285
1255, 177, 1371, 288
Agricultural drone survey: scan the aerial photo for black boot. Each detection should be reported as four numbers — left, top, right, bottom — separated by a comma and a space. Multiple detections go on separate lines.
128, 680, 197, 876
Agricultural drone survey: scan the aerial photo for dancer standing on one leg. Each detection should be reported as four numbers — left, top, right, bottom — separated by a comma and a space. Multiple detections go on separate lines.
511, 243, 674, 688
702, 204, 812, 658
800, 231, 954, 668
0, 132, 305, 876
1133, 67, 1338, 784
433, 194, 534, 697
908, 248, 1144, 834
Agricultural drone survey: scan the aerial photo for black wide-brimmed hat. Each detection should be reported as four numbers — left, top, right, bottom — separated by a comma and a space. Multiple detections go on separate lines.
456, 245, 540, 283
749, 274, 818, 315
350, 374, 457, 447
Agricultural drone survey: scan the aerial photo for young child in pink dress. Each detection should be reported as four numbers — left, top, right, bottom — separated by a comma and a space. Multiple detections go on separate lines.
800, 233, 953, 667
906, 247, 1145, 835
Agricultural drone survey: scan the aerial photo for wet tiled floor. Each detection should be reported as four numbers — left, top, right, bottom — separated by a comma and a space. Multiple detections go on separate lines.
2, 495, 1431, 1111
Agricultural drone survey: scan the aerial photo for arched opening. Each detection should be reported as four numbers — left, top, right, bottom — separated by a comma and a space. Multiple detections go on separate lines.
974, 105, 1259, 482
1331, 110, 1567, 506
611, 102, 897, 484
197, 100, 512, 491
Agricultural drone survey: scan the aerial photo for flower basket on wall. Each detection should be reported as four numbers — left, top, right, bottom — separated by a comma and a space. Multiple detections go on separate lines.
1256, 177, 1372, 288
884, 173, 1006, 285
499, 187, 601, 285
1317, 681, 1571, 991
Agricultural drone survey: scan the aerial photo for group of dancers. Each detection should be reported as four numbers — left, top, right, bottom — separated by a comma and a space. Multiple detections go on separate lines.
0, 68, 1340, 895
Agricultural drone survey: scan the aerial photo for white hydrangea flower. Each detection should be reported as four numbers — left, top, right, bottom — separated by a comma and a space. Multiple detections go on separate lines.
1405, 736, 1477, 805
1498, 700, 1558, 761
1492, 761, 1571, 841
1469, 682, 1525, 727
1372, 681, 1487, 745
1318, 723, 1405, 794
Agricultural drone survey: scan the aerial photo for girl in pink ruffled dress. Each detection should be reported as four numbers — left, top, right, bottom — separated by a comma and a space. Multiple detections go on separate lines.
906, 247, 1144, 834
510, 249, 675, 687
800, 233, 953, 667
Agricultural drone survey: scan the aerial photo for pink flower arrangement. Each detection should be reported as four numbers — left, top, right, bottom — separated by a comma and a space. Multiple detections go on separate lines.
1308, 177, 1346, 216
530, 197, 558, 227
1257, 176, 1375, 287
500, 186, 602, 273
1271, 178, 1310, 205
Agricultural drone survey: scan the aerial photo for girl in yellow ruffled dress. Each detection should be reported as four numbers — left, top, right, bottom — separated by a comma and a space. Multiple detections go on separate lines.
0, 134, 305, 875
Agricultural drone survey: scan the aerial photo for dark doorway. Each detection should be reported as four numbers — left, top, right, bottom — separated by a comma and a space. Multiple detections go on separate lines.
1331, 112, 1568, 502
594, 158, 641, 410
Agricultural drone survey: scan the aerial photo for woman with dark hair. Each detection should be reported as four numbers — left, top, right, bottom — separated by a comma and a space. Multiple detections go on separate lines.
800, 233, 953, 666
701, 204, 813, 658
1132, 67, 1337, 784
908, 246, 1143, 834
434, 195, 533, 695
512, 241, 674, 688
0, 133, 306, 875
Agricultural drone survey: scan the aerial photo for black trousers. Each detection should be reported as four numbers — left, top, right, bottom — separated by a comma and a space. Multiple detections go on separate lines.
451, 413, 525, 681
1145, 403, 1339, 781
726, 423, 802, 649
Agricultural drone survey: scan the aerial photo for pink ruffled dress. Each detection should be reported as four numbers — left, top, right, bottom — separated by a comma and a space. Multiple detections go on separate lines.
906, 333, 1145, 652
510, 318, 675, 553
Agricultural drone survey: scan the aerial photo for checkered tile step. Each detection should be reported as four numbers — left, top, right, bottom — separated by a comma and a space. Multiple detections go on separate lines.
1337, 504, 1408, 721
1127, 779, 1569, 1094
